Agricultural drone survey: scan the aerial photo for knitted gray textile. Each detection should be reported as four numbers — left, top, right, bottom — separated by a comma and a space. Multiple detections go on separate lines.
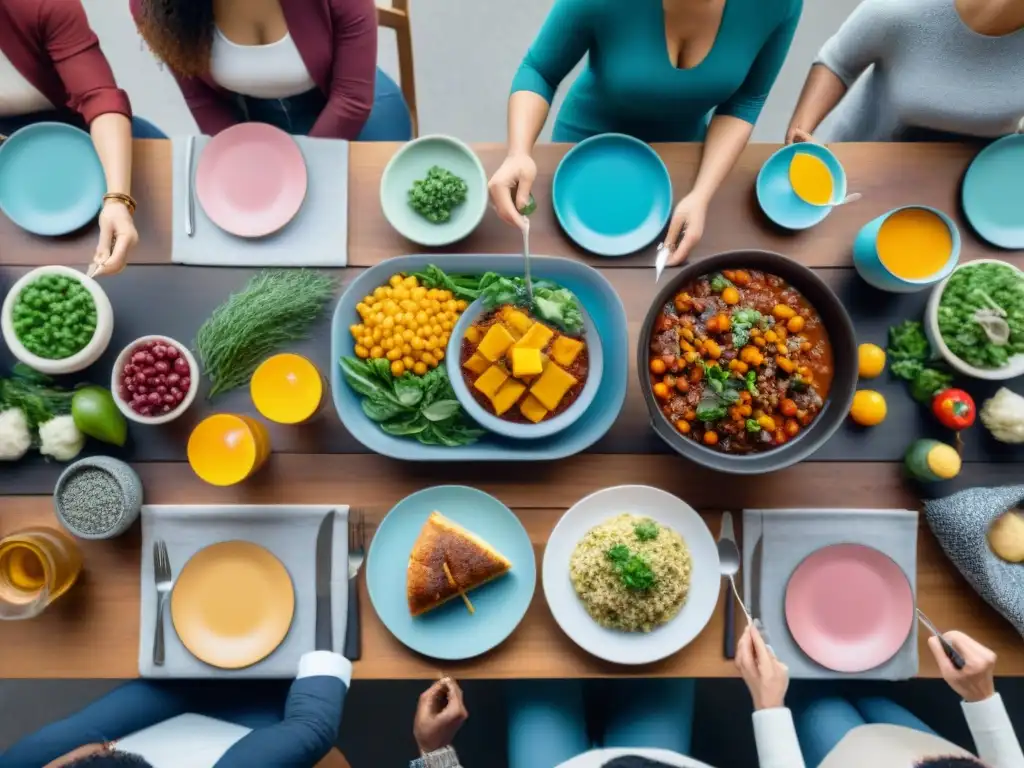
924, 486, 1024, 638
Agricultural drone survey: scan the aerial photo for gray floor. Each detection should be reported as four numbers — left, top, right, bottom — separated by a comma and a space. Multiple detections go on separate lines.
2, 677, 1022, 765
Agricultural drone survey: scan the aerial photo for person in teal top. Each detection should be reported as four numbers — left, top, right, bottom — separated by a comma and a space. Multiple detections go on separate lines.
488, 0, 802, 265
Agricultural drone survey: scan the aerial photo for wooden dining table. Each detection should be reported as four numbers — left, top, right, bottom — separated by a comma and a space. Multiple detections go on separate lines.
0, 140, 1021, 680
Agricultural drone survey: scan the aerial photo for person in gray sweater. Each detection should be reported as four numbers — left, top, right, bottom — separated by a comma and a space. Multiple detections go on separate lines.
786, 0, 1024, 143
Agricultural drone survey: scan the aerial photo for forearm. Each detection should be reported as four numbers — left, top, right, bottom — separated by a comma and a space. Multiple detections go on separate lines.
752, 708, 806, 768
788, 64, 848, 137
963, 694, 1024, 768
690, 114, 753, 204
507, 92, 550, 156
90, 113, 132, 197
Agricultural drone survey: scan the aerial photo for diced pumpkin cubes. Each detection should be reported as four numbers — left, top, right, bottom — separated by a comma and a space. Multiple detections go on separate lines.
464, 326, 481, 345
519, 394, 548, 423
490, 380, 526, 416
530, 363, 577, 411
512, 347, 543, 378
477, 324, 516, 362
503, 309, 533, 336
462, 353, 490, 376
550, 336, 584, 367
474, 365, 508, 398
513, 322, 553, 352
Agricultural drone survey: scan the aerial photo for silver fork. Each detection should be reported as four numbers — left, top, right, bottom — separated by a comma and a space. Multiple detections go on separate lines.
153, 540, 173, 667
343, 512, 367, 661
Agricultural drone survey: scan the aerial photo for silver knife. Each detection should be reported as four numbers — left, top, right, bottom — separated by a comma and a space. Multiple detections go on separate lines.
654, 241, 671, 283
184, 136, 195, 237
749, 534, 772, 649
314, 511, 335, 652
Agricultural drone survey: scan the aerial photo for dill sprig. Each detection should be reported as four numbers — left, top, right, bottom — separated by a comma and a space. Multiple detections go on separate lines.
196, 270, 335, 397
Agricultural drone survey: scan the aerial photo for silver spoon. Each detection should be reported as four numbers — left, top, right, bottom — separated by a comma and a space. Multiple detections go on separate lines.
809, 192, 863, 208
522, 216, 533, 304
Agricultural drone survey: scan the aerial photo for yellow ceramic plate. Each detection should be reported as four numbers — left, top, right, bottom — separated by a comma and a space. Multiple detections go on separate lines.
171, 541, 294, 669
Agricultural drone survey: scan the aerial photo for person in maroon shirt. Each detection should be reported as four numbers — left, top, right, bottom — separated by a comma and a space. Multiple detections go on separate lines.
0, 0, 164, 277
131, 0, 411, 140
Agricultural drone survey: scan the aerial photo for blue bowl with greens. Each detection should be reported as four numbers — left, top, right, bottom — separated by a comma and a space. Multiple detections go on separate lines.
446, 289, 603, 440
379, 135, 488, 247
925, 259, 1024, 380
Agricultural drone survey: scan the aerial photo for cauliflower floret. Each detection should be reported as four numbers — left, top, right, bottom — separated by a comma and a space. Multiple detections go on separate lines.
38, 415, 85, 462
980, 388, 1024, 444
0, 409, 32, 460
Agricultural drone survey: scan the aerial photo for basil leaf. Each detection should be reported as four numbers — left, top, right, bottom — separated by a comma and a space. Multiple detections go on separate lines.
381, 416, 428, 436
394, 376, 424, 407
422, 399, 461, 422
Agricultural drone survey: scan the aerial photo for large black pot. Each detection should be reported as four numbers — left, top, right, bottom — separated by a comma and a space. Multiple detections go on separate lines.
638, 250, 858, 475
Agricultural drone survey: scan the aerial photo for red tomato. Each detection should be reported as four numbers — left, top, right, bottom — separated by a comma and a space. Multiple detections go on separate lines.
932, 389, 976, 431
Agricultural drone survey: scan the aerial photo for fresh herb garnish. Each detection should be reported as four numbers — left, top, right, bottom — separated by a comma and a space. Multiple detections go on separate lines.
745, 418, 762, 434
909, 367, 954, 405
730, 308, 762, 347
696, 398, 729, 423
710, 273, 734, 293
634, 520, 660, 541
340, 357, 484, 446
605, 545, 656, 591
789, 375, 809, 393
744, 370, 758, 395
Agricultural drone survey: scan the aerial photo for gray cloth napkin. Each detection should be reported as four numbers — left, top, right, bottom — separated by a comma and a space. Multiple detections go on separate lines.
924, 485, 1024, 638
171, 135, 349, 267
139, 504, 348, 678
744, 508, 919, 680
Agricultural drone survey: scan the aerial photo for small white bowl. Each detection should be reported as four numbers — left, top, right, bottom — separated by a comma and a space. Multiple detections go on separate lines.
0, 265, 113, 375
925, 259, 1024, 381
110, 335, 200, 425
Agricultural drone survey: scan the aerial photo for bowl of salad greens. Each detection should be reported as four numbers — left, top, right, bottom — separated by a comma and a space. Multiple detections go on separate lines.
1, 265, 114, 375
925, 260, 1024, 380
380, 135, 488, 247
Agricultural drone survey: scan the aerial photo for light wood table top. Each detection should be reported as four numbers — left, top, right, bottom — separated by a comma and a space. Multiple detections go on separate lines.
0, 140, 1020, 679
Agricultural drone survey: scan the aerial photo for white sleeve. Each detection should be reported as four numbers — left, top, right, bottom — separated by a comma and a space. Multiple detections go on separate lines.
962, 694, 1024, 768
815, 0, 899, 85
297, 650, 353, 686
752, 708, 806, 768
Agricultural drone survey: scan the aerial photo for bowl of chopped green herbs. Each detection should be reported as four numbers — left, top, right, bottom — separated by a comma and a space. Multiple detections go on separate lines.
379, 135, 488, 247
1, 265, 113, 375
925, 260, 1024, 380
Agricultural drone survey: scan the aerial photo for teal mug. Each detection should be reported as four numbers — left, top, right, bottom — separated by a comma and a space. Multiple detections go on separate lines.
852, 205, 960, 293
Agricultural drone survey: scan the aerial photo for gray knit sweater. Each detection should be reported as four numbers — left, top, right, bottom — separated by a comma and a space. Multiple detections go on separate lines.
816, 0, 1024, 142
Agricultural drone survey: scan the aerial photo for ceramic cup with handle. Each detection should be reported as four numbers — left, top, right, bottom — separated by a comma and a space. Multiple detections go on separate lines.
853, 205, 961, 293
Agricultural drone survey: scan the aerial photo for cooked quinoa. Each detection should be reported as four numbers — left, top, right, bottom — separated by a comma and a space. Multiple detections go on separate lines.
569, 514, 691, 633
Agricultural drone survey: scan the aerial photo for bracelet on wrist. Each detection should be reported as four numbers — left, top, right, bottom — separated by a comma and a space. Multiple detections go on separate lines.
102, 192, 137, 215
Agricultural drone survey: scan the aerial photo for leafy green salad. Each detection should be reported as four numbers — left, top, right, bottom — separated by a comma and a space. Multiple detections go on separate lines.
936, 262, 1024, 369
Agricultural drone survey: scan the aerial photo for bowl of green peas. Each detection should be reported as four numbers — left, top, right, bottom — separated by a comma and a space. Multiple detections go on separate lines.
1, 265, 114, 375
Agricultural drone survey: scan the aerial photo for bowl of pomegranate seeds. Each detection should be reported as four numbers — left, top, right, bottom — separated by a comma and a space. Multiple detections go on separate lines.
111, 335, 199, 424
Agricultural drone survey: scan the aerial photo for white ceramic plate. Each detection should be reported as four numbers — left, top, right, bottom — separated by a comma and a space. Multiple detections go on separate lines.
543, 485, 720, 665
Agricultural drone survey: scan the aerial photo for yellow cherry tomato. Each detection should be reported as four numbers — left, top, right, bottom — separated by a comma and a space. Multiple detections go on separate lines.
858, 343, 886, 379
850, 390, 887, 426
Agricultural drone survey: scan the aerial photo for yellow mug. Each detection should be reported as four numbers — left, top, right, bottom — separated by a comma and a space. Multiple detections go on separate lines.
187, 414, 271, 486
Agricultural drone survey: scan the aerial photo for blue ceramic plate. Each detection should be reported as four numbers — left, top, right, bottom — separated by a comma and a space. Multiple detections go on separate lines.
552, 133, 672, 256
379, 135, 488, 247
330, 254, 628, 460
0, 123, 105, 236
962, 134, 1024, 250
756, 143, 847, 231
366, 485, 536, 660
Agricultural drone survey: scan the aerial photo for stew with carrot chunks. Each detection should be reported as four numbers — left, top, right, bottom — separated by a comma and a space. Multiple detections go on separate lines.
648, 269, 834, 453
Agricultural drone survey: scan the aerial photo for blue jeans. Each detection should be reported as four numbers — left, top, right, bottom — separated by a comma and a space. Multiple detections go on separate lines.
0, 679, 289, 766
788, 691, 937, 768
235, 68, 412, 141
0, 112, 166, 139
507, 679, 696, 768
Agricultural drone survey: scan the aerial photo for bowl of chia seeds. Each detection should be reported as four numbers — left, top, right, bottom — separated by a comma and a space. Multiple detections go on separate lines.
54, 456, 143, 539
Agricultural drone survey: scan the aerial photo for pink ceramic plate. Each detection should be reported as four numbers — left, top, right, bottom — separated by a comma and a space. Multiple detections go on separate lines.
785, 544, 914, 673
195, 123, 307, 238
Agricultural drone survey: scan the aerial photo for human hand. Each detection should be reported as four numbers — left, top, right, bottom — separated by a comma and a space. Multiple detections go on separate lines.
488, 153, 536, 229
786, 126, 816, 145
736, 623, 789, 710
664, 193, 708, 266
929, 631, 997, 703
91, 200, 137, 278
414, 677, 468, 754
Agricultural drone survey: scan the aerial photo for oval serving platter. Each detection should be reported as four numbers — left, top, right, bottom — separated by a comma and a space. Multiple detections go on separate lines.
330, 254, 628, 461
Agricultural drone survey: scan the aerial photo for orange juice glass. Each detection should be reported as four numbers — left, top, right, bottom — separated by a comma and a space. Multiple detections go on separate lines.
0, 527, 83, 619
187, 414, 271, 486
250, 354, 325, 424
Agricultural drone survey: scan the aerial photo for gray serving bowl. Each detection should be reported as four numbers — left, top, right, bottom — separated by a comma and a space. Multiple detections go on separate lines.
53, 456, 143, 539
638, 249, 858, 475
